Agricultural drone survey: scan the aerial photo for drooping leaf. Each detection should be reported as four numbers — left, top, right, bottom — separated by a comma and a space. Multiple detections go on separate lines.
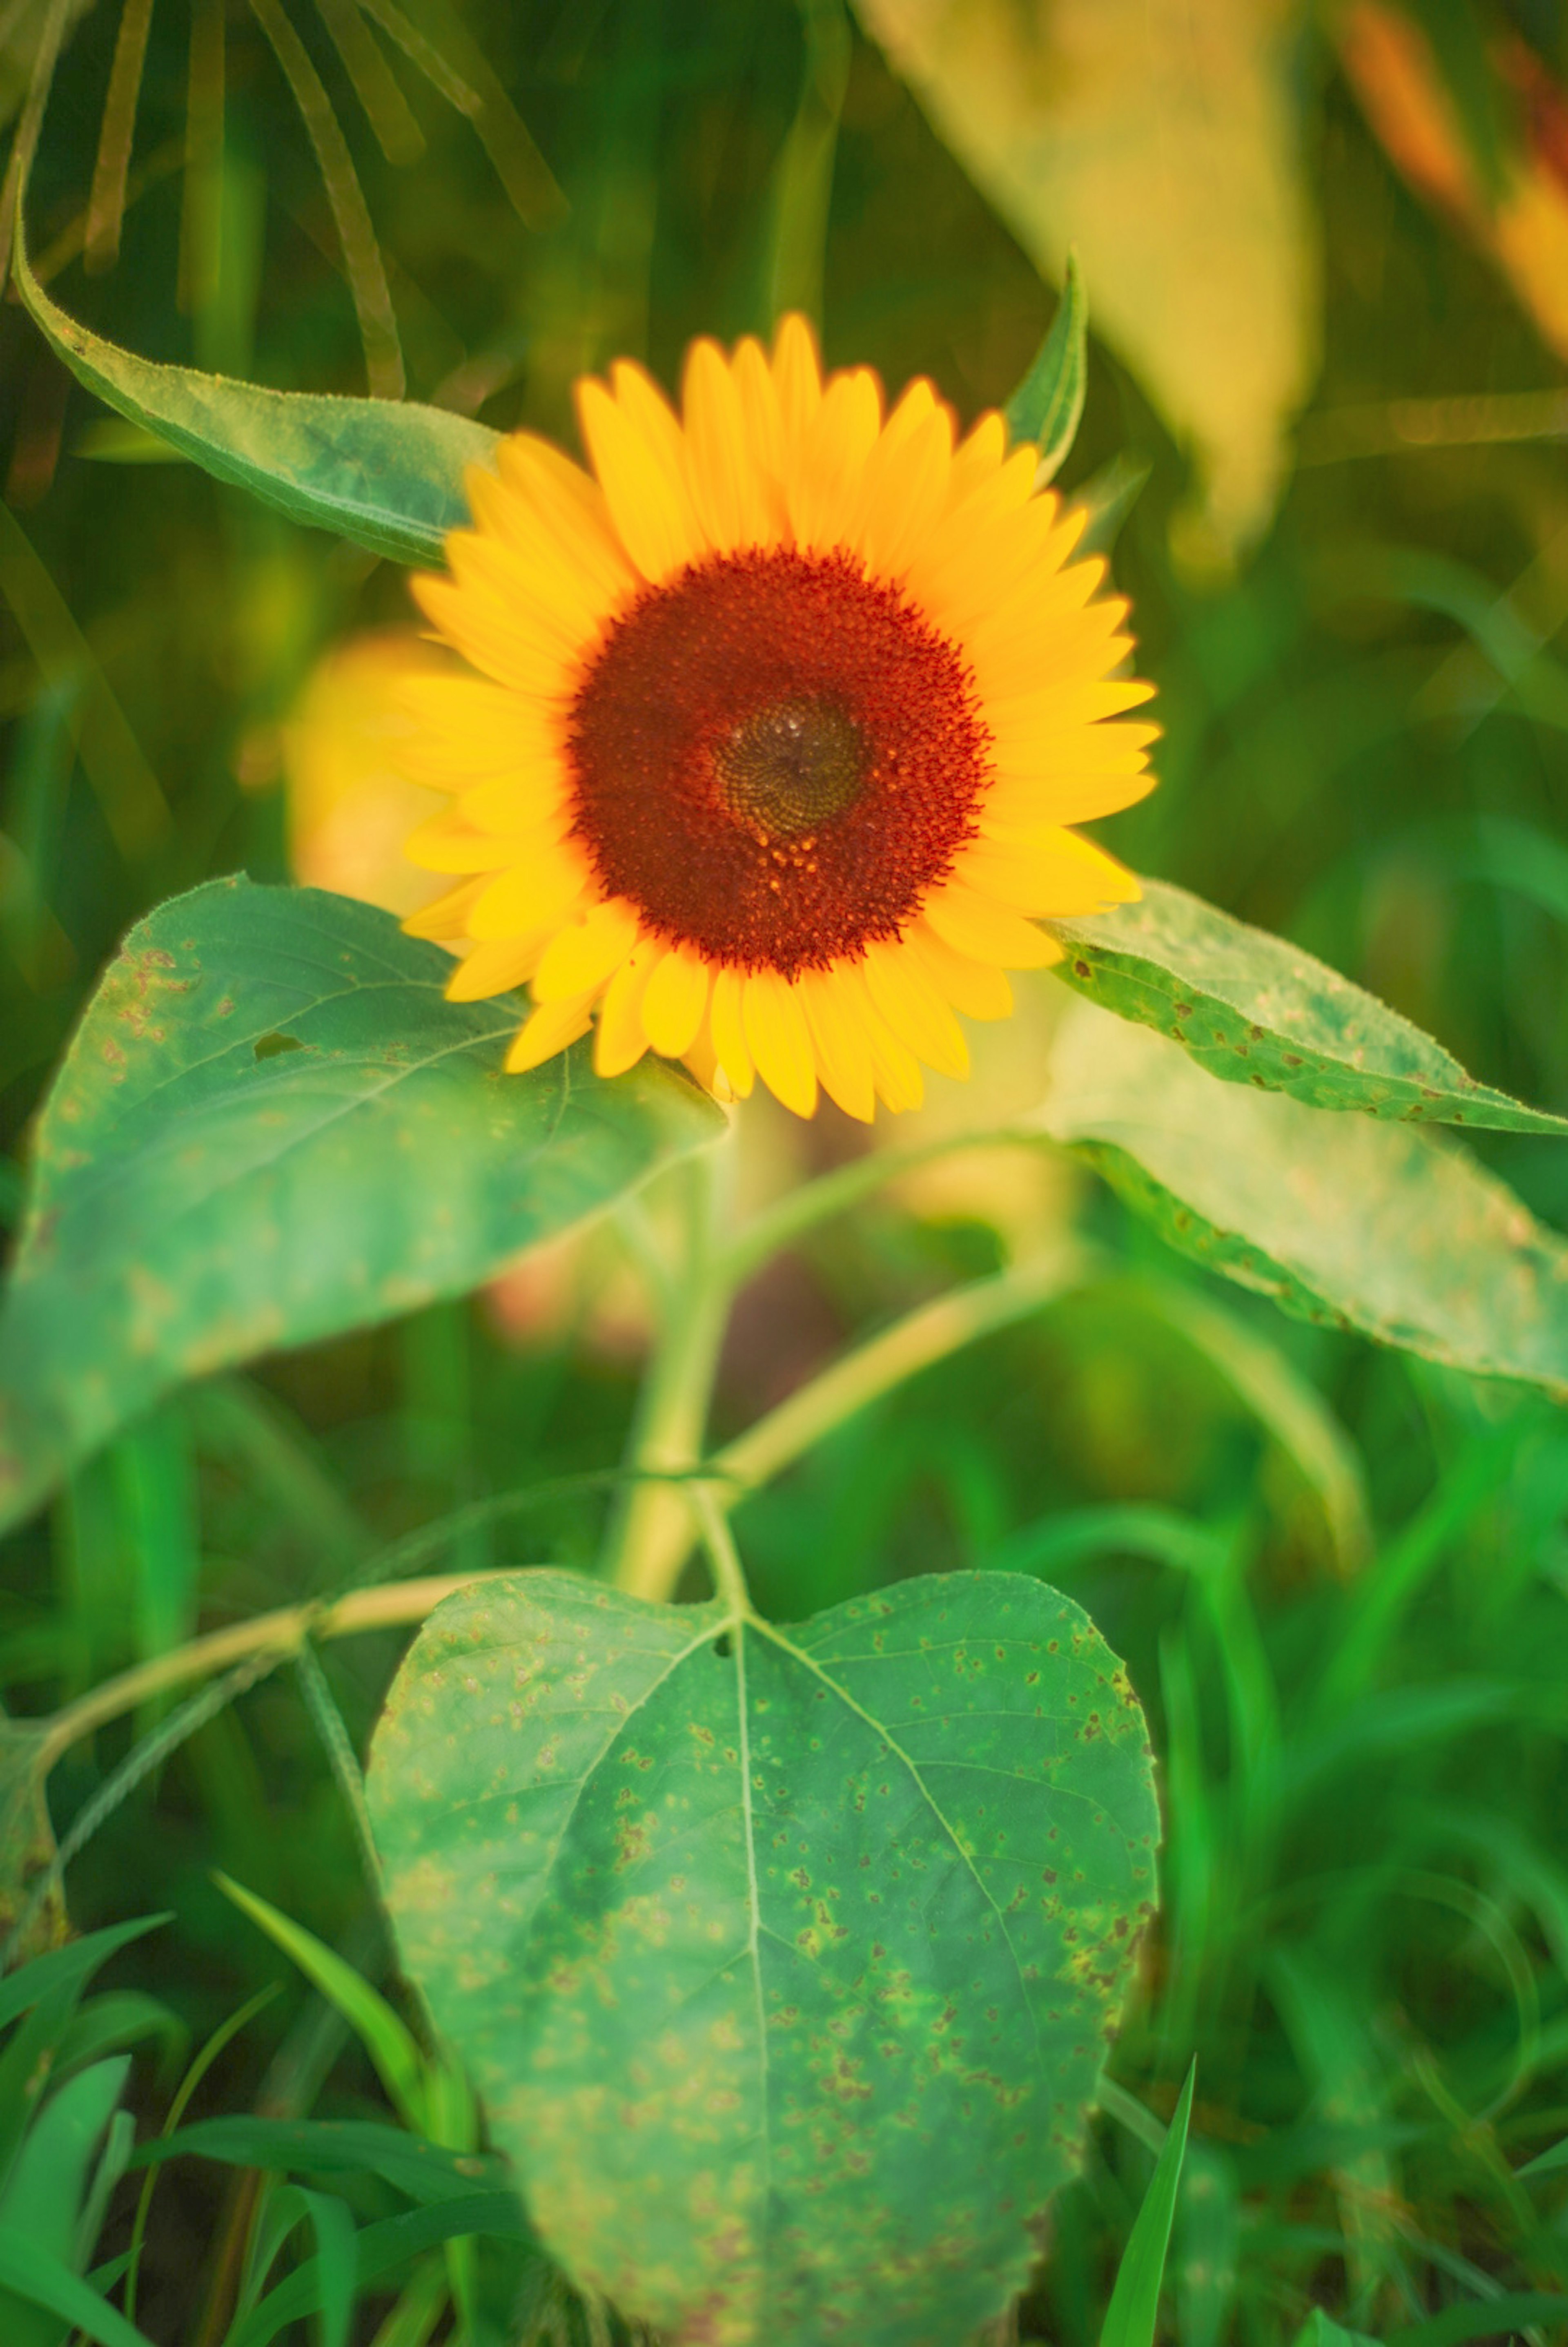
368, 1568, 1160, 2347
1045, 879, 1568, 1135
852, 0, 1319, 558
13, 210, 497, 566
1003, 250, 1087, 482
0, 880, 723, 1537
1037, 998, 1568, 1399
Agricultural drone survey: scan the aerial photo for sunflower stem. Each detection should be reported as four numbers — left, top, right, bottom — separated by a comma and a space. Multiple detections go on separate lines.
602, 1132, 737, 1602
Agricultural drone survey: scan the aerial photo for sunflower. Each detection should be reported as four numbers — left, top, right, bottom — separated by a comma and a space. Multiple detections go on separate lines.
399, 316, 1156, 1120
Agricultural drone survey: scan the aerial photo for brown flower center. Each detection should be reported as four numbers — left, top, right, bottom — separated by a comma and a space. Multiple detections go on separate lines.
565, 547, 989, 976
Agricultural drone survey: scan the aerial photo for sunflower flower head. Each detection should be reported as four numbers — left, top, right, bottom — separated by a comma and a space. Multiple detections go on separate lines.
401, 317, 1157, 1119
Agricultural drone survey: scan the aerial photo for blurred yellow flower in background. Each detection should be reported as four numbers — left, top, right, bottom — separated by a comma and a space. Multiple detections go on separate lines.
281, 631, 450, 919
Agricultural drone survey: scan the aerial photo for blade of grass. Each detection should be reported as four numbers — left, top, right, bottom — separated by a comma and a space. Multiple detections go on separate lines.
84, 0, 154, 272
0, 2226, 155, 2347
314, 0, 423, 164
215, 1875, 426, 2131
0, 502, 170, 858
1099, 2059, 1197, 2347
247, 0, 405, 397
178, 0, 224, 313
123, 1983, 280, 2326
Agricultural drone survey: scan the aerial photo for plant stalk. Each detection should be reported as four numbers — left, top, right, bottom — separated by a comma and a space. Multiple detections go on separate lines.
602, 1138, 735, 1601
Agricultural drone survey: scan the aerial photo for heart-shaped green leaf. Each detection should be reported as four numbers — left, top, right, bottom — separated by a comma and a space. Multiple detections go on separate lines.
14, 214, 497, 567
1045, 879, 1568, 1136
1038, 997, 1568, 1397
368, 1568, 1159, 2346
0, 880, 722, 1536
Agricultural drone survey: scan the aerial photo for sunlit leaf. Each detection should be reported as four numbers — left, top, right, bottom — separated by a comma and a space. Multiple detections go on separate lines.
1045, 879, 1568, 1134
14, 209, 497, 565
853, 0, 1319, 557
368, 1568, 1159, 2345
0, 879, 723, 1537
1038, 997, 1568, 1398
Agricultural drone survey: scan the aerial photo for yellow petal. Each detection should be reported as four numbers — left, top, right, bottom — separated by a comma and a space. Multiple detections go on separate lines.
908, 919, 1015, 1021
445, 933, 552, 1001
576, 373, 704, 585
980, 763, 1157, 830
771, 313, 822, 460
788, 368, 883, 554
833, 962, 925, 1110
855, 384, 954, 580
494, 432, 639, 609
956, 830, 1140, 916
641, 942, 712, 1056
799, 967, 876, 1122
708, 965, 755, 1098
505, 993, 595, 1074
946, 411, 1007, 504
457, 772, 567, 837
683, 339, 771, 553
532, 898, 641, 1003
595, 941, 663, 1077
733, 336, 786, 515
468, 845, 590, 940
742, 968, 818, 1117
405, 820, 556, 876
924, 881, 1064, 969
449, 503, 603, 651
861, 937, 969, 1080
401, 877, 486, 940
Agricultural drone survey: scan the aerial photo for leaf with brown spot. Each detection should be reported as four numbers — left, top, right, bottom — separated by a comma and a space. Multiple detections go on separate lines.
367, 1568, 1159, 2345
1038, 996, 1568, 1397
1045, 879, 1568, 1134
0, 879, 722, 1535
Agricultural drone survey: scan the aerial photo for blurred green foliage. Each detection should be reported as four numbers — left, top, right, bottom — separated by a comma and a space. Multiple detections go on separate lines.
1, 1, 1568, 2340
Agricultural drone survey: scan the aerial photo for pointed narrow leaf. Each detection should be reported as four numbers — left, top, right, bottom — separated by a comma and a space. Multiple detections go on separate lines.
0, 2229, 155, 2347
1046, 880, 1568, 1135
1003, 251, 1087, 481
1038, 999, 1568, 1399
217, 1876, 426, 2127
368, 1568, 1160, 2346
0, 880, 722, 1536
1291, 2315, 1383, 2347
13, 209, 495, 565
1098, 2060, 1195, 2347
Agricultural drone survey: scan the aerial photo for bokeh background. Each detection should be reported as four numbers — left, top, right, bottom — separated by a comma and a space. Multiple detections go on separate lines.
3, 1, 1568, 2340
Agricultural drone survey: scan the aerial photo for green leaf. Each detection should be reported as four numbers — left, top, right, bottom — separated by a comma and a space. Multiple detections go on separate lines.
1386, 2297, 1568, 2347
0, 2229, 154, 2347
1045, 879, 1568, 1136
1002, 251, 1087, 482
0, 1920, 168, 2033
0, 879, 723, 1537
1290, 2316, 1383, 2347
1521, 2134, 1568, 2177
13, 209, 498, 567
136, 2117, 503, 2204
224, 2193, 534, 2347
367, 1568, 1160, 2346
1099, 2060, 1195, 2347
217, 1875, 427, 2131
0, 2059, 130, 2347
1038, 999, 1568, 1400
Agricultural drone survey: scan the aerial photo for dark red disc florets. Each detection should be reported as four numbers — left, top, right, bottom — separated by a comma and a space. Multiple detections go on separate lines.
564, 547, 990, 976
